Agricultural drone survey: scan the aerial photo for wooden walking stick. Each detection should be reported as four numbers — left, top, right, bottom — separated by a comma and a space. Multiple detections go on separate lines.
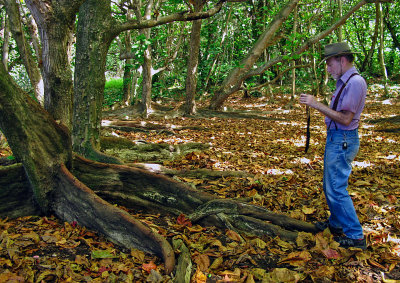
305, 106, 310, 153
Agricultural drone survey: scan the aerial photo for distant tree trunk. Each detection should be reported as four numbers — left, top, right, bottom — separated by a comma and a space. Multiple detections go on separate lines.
377, 2, 388, 96
1, 14, 10, 71
184, 0, 205, 115
290, 4, 298, 102
337, 0, 343, 41
204, 8, 232, 89
141, 28, 153, 117
4, 0, 44, 104
209, 0, 299, 110
132, 0, 155, 117
384, 8, 400, 52
25, 0, 83, 129
122, 12, 134, 106
360, 4, 379, 72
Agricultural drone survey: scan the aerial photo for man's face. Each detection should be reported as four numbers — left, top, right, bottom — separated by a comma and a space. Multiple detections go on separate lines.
326, 57, 342, 80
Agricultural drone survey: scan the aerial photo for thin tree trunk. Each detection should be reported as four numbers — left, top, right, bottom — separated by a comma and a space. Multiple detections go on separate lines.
377, 2, 388, 96
290, 4, 298, 102
360, 4, 379, 72
337, 0, 343, 41
384, 7, 400, 52
4, 0, 44, 104
122, 12, 134, 106
184, 0, 205, 115
204, 7, 232, 90
141, 29, 153, 117
1, 15, 10, 71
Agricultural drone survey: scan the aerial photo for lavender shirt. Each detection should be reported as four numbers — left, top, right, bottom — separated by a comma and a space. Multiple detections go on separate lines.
325, 67, 367, 130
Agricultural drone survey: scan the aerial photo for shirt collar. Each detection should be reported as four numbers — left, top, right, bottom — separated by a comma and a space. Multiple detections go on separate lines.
339, 66, 358, 84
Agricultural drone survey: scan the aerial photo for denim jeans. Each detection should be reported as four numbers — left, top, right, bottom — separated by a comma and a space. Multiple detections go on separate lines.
323, 129, 364, 239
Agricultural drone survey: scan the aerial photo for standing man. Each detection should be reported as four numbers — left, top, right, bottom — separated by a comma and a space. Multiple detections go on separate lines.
299, 42, 367, 250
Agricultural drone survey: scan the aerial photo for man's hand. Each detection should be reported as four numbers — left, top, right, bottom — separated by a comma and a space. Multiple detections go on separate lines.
299, 93, 316, 107
298, 94, 355, 126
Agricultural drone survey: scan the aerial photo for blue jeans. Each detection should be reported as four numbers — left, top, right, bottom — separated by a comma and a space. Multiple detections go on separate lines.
323, 129, 363, 239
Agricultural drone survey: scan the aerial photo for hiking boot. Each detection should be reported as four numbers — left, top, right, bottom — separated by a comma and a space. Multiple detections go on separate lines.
314, 220, 343, 235
334, 236, 367, 250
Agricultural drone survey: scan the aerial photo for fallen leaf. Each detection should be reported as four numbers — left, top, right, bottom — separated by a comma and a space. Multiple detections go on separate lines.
142, 261, 157, 273
194, 254, 210, 272
177, 214, 192, 227
226, 230, 243, 242
192, 268, 207, 283
278, 251, 312, 267
321, 248, 341, 259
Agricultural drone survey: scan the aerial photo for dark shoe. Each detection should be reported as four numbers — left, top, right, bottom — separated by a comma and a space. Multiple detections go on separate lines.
315, 220, 343, 235
334, 236, 367, 250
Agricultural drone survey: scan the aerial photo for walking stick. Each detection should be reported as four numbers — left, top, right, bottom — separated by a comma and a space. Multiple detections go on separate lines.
305, 106, 310, 153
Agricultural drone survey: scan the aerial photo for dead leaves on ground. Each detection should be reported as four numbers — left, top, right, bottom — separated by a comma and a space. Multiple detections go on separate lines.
1, 94, 400, 282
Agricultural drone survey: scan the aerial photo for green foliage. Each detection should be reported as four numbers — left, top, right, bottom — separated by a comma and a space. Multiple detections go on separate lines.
103, 78, 124, 107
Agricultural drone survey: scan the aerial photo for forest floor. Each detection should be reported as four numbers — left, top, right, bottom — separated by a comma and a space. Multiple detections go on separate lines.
1, 86, 400, 282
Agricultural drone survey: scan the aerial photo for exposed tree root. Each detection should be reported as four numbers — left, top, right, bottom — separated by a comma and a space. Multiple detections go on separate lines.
0, 163, 40, 218
132, 163, 252, 179
173, 238, 192, 283
72, 155, 317, 239
54, 163, 175, 273
2, 156, 319, 275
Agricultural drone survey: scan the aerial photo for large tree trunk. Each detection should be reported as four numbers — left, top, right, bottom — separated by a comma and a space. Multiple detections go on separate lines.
25, 0, 82, 130
4, 0, 44, 104
72, 0, 122, 164
209, 0, 299, 110
184, 0, 205, 115
0, 61, 175, 273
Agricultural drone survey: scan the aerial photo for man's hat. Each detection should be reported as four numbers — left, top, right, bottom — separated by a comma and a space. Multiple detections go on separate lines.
321, 42, 358, 63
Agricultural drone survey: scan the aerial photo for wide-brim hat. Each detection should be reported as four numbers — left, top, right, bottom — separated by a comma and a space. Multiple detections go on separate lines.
320, 42, 358, 64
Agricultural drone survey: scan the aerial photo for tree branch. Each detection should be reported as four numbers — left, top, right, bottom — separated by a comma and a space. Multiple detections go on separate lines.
115, 0, 227, 34
246, 0, 393, 78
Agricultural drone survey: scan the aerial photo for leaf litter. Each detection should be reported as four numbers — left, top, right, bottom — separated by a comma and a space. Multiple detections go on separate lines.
1, 91, 400, 282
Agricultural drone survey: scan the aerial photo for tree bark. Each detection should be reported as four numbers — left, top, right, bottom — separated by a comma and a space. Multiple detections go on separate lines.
0, 62, 175, 273
4, 0, 44, 104
72, 0, 122, 164
1, 14, 10, 71
71, 0, 230, 162
360, 5, 379, 72
25, 0, 83, 130
377, 2, 388, 96
184, 0, 205, 115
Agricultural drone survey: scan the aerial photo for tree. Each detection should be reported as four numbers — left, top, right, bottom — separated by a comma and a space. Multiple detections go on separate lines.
4, 0, 43, 104
208, 0, 391, 110
24, 0, 83, 129
184, 0, 205, 115
209, 0, 299, 109
1, 58, 320, 273
71, 0, 228, 161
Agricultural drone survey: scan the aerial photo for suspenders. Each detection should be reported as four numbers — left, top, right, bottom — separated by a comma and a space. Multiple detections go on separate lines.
328, 73, 359, 130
